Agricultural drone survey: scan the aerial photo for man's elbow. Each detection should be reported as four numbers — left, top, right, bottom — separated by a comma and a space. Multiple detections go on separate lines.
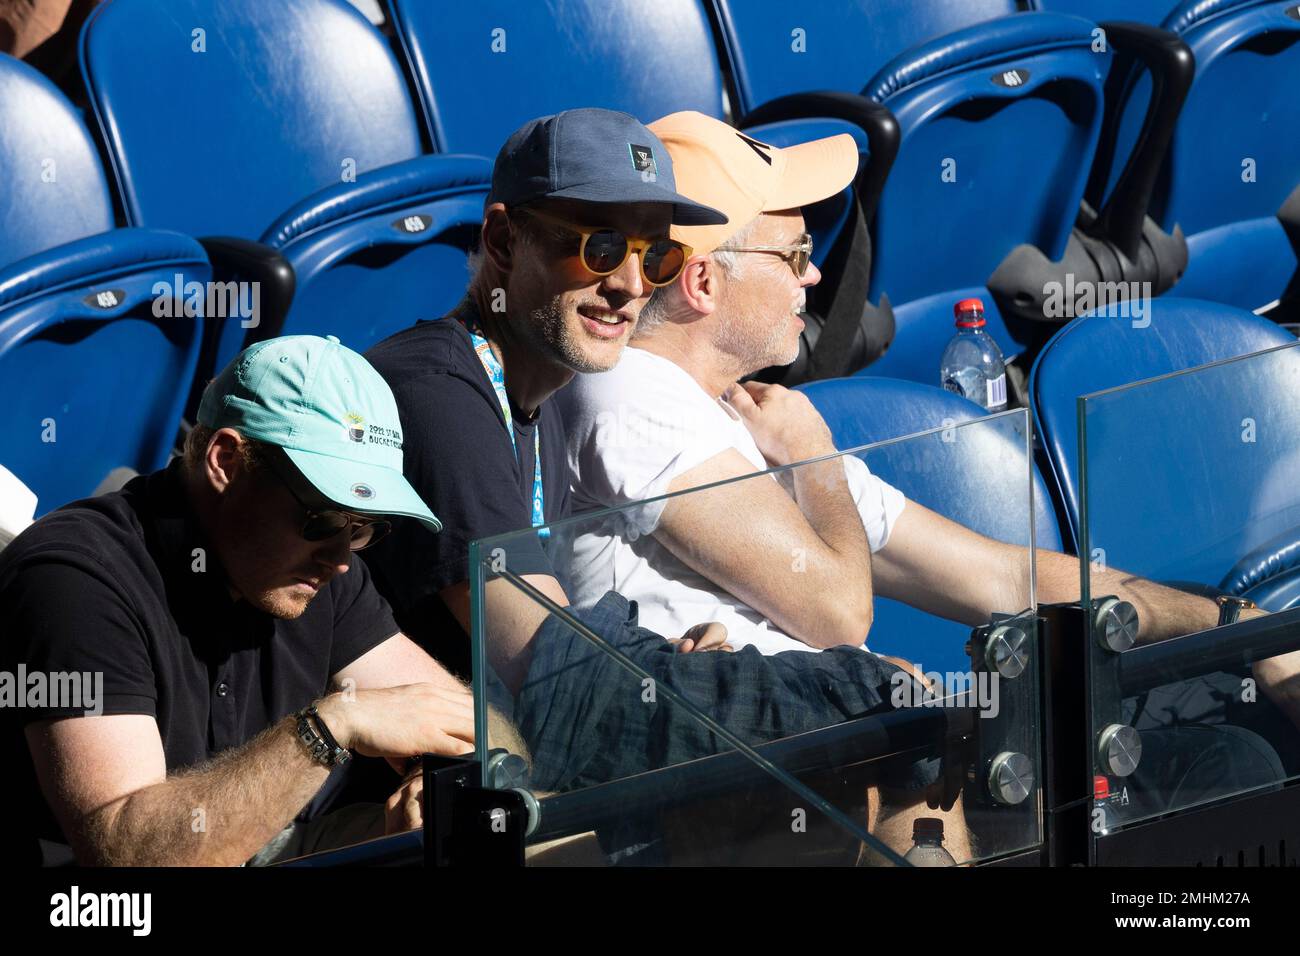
808, 599, 872, 650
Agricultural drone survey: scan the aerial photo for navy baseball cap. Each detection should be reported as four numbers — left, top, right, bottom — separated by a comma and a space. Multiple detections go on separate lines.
487, 108, 728, 227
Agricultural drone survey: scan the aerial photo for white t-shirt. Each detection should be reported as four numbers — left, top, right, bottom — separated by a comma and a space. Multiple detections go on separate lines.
555, 346, 907, 655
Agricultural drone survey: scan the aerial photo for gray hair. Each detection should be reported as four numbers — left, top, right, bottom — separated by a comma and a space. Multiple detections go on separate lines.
636, 218, 759, 338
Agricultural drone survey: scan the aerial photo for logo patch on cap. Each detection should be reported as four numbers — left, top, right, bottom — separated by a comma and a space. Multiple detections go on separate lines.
628, 143, 656, 174
350, 483, 375, 500
343, 412, 366, 443
735, 133, 773, 166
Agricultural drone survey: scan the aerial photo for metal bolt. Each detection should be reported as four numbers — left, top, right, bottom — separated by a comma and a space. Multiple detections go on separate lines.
487, 751, 531, 791
985, 624, 1029, 678
988, 751, 1035, 805
513, 787, 541, 838
1095, 598, 1139, 653
1097, 724, 1142, 777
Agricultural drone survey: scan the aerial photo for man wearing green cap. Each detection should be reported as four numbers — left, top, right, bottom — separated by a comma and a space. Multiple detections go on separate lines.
0, 334, 485, 867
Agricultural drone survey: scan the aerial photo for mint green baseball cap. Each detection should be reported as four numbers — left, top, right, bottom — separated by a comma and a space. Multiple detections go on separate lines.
197, 334, 441, 532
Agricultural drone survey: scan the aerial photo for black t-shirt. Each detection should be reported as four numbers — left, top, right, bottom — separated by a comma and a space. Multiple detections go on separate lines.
364, 305, 571, 675
0, 461, 398, 864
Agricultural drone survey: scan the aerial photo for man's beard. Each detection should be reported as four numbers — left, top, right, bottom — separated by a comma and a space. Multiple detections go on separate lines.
716, 304, 802, 377
531, 296, 622, 374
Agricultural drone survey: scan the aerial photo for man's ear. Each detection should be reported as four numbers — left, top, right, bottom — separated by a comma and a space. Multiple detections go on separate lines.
204, 428, 245, 493
678, 255, 719, 316
480, 203, 514, 275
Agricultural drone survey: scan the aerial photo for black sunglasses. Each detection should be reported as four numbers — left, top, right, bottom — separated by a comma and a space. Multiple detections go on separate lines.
265, 453, 391, 551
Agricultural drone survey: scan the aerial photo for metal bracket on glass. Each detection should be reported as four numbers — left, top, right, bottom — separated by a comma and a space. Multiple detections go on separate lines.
965, 611, 1038, 810
1096, 723, 1142, 777
1093, 597, 1139, 653
419, 754, 528, 867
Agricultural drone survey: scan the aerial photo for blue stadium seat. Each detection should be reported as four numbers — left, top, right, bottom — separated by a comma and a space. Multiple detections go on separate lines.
1030, 297, 1297, 555
713, 0, 1031, 109
0, 53, 210, 514
388, 0, 728, 157
800, 376, 1063, 673
0, 56, 114, 270
1075, 0, 1300, 311
714, 5, 1115, 383
78, 0, 492, 369
0, 235, 209, 515
1032, 1, 1172, 23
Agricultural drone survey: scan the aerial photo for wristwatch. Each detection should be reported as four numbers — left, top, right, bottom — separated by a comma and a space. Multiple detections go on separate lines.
294, 705, 351, 767
1215, 595, 1256, 628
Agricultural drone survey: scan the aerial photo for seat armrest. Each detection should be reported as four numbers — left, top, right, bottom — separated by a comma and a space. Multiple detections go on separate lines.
1087, 22, 1194, 261
196, 236, 295, 344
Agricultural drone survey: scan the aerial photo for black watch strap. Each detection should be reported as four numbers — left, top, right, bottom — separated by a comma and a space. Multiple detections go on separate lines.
295, 705, 351, 767
1216, 595, 1256, 628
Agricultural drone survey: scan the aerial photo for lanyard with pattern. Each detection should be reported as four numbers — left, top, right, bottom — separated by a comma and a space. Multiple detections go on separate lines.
458, 316, 546, 531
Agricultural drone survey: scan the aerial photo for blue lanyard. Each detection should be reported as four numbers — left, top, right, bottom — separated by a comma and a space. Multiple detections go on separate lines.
459, 317, 546, 531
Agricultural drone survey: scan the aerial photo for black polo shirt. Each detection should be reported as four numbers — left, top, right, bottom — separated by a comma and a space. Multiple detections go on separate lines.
364, 303, 570, 676
0, 460, 398, 865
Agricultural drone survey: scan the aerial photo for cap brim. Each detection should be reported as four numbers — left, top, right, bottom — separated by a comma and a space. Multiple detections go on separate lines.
764, 133, 859, 213
282, 446, 443, 533
544, 180, 728, 226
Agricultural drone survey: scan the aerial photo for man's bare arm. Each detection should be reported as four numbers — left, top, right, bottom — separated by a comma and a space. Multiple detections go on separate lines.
440, 573, 730, 697
876, 499, 1233, 636
27, 680, 475, 866
440, 575, 569, 697
654, 447, 872, 648
872, 501, 1025, 626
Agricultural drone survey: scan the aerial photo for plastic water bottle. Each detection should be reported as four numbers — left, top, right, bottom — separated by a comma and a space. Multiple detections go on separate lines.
940, 298, 1008, 411
903, 817, 957, 866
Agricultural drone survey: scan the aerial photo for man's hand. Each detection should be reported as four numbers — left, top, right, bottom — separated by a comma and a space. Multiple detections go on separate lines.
667, 621, 734, 653
384, 771, 425, 834
880, 654, 936, 694
318, 683, 475, 761
723, 381, 835, 467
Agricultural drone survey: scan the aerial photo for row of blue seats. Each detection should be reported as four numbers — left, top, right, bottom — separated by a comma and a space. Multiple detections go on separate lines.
1, 0, 1297, 513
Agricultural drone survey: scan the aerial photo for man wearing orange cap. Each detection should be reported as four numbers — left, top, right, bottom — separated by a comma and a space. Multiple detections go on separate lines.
557, 111, 1300, 826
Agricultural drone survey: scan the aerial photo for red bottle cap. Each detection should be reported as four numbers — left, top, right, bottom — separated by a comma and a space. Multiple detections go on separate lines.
954, 297, 986, 328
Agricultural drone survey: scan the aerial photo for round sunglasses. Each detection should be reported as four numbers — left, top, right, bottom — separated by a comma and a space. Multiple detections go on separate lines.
514, 207, 693, 287
265, 454, 391, 551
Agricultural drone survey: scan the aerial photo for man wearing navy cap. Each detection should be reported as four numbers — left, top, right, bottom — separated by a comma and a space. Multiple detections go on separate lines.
0, 335, 492, 866
366, 108, 733, 686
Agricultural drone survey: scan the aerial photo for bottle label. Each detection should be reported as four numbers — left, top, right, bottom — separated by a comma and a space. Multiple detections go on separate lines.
986, 374, 1007, 409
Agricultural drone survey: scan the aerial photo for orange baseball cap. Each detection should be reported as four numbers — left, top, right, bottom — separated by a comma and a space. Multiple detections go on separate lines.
647, 111, 859, 257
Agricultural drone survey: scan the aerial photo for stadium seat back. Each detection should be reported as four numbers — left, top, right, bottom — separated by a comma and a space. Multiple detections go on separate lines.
0, 54, 114, 269
1030, 0, 1171, 24
1030, 297, 1297, 553
863, 13, 1108, 379
711, 0, 1024, 112
0, 231, 209, 514
866, 13, 1106, 302
80, 0, 425, 239
81, 0, 491, 363
800, 376, 1062, 673
387, 0, 728, 155
1098, 0, 1300, 308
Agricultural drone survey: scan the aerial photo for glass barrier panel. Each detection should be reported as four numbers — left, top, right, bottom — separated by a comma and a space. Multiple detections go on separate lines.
471, 412, 1043, 866
1079, 342, 1300, 831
